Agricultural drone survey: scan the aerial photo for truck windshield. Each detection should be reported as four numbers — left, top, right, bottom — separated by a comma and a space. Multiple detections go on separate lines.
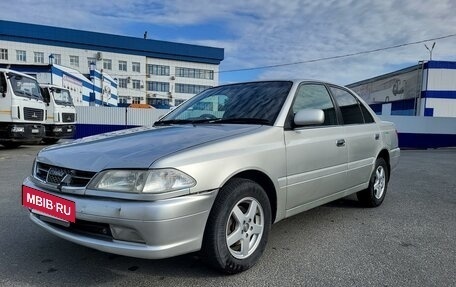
52, 89, 74, 106
158, 81, 293, 126
9, 74, 43, 100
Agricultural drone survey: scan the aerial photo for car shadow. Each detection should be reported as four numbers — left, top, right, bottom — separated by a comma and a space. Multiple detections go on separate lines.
324, 197, 363, 209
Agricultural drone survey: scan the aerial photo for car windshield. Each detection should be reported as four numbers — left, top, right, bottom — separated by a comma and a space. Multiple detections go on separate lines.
156, 81, 293, 126
52, 88, 74, 106
9, 74, 43, 100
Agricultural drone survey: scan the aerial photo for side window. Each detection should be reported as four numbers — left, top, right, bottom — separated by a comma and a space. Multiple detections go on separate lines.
360, 103, 375, 123
330, 87, 364, 124
0, 73, 6, 94
292, 84, 337, 126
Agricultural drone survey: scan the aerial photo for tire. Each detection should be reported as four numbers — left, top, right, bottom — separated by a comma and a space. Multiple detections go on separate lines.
357, 158, 389, 207
1, 142, 21, 149
42, 138, 59, 145
202, 178, 271, 274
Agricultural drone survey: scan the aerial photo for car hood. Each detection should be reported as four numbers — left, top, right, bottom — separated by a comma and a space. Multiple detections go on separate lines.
37, 125, 261, 172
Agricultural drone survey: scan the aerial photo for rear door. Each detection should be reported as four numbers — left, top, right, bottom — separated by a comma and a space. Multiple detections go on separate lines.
284, 83, 348, 215
328, 86, 380, 188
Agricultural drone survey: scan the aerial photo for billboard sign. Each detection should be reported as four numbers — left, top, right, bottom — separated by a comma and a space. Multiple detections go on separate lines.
350, 69, 420, 104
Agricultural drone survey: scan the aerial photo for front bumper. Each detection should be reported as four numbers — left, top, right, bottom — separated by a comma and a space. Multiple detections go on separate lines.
44, 124, 76, 139
24, 177, 217, 259
0, 123, 44, 142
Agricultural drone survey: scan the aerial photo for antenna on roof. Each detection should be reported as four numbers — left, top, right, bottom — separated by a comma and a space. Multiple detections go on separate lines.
144, 31, 148, 39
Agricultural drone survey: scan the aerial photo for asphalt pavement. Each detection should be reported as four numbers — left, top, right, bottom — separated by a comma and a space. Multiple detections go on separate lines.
0, 145, 455, 287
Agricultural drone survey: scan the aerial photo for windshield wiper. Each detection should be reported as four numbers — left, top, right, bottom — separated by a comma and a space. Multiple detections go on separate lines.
153, 119, 195, 126
204, 118, 271, 125
154, 118, 270, 126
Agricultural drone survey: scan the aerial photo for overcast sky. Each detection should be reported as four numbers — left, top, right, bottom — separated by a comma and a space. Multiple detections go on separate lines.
1, 0, 455, 85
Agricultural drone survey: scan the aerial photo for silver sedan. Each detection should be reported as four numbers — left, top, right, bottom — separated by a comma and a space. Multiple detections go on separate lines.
23, 80, 399, 274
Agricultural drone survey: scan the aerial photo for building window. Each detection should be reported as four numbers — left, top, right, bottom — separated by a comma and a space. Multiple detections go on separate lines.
103, 59, 112, 70
148, 98, 170, 109
34, 52, 44, 63
118, 78, 128, 88
147, 64, 170, 76
132, 62, 140, 73
53, 54, 61, 65
146, 81, 169, 92
69, 55, 79, 67
132, 79, 141, 90
174, 99, 185, 106
175, 83, 212, 94
16, 50, 26, 62
0, 49, 8, 60
132, 97, 141, 104
176, 67, 214, 80
119, 60, 127, 71
118, 96, 128, 104
87, 57, 96, 68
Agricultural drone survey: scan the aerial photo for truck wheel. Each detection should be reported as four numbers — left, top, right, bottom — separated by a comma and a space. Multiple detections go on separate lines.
202, 178, 271, 274
357, 158, 389, 207
1, 142, 21, 149
43, 138, 59, 145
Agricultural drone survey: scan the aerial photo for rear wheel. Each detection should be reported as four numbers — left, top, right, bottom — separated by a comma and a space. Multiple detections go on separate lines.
357, 158, 389, 207
202, 178, 271, 274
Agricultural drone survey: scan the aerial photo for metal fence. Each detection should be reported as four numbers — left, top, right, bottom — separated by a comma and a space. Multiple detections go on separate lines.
74, 107, 168, 138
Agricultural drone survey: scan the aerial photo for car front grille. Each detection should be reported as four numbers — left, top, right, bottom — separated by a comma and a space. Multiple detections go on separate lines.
62, 113, 75, 122
24, 107, 45, 121
35, 162, 95, 187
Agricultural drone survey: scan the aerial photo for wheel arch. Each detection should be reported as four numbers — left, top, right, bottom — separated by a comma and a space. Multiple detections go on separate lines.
377, 149, 391, 180
225, 170, 278, 224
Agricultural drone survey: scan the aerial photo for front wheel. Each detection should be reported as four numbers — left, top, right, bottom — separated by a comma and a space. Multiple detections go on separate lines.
202, 178, 271, 274
42, 138, 59, 145
357, 158, 389, 207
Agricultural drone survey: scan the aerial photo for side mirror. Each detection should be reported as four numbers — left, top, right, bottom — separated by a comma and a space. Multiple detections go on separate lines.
294, 109, 325, 126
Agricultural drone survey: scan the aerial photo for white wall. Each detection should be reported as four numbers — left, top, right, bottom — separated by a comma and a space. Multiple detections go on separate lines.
380, 115, 456, 135
425, 98, 456, 117
75, 106, 167, 125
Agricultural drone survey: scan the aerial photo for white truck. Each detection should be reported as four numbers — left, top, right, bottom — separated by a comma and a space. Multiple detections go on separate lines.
0, 69, 46, 148
39, 84, 76, 144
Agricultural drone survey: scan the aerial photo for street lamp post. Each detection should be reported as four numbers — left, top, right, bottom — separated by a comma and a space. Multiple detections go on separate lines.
424, 42, 436, 60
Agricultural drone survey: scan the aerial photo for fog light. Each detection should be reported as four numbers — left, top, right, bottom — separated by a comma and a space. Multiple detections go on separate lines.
11, 126, 25, 133
110, 225, 145, 243
53, 127, 63, 133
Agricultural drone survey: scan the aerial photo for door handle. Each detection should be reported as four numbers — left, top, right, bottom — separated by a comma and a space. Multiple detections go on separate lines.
336, 139, 345, 147
375, 133, 380, 140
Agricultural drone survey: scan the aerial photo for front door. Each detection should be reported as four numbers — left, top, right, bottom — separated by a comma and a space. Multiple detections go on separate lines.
285, 83, 348, 215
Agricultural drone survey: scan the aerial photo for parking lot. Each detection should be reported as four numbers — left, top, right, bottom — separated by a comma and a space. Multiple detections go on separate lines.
0, 145, 455, 286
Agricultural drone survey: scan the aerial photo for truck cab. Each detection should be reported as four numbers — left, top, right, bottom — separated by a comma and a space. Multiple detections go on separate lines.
39, 84, 76, 144
0, 69, 46, 148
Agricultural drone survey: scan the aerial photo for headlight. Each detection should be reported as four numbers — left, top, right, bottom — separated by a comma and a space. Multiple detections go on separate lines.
11, 126, 25, 133
88, 169, 196, 194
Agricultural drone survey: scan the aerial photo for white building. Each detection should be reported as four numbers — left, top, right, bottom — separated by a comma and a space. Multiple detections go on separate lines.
347, 60, 456, 148
0, 20, 224, 108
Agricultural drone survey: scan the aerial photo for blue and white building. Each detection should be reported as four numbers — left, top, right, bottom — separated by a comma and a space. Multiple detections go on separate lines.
0, 20, 224, 108
348, 60, 456, 148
